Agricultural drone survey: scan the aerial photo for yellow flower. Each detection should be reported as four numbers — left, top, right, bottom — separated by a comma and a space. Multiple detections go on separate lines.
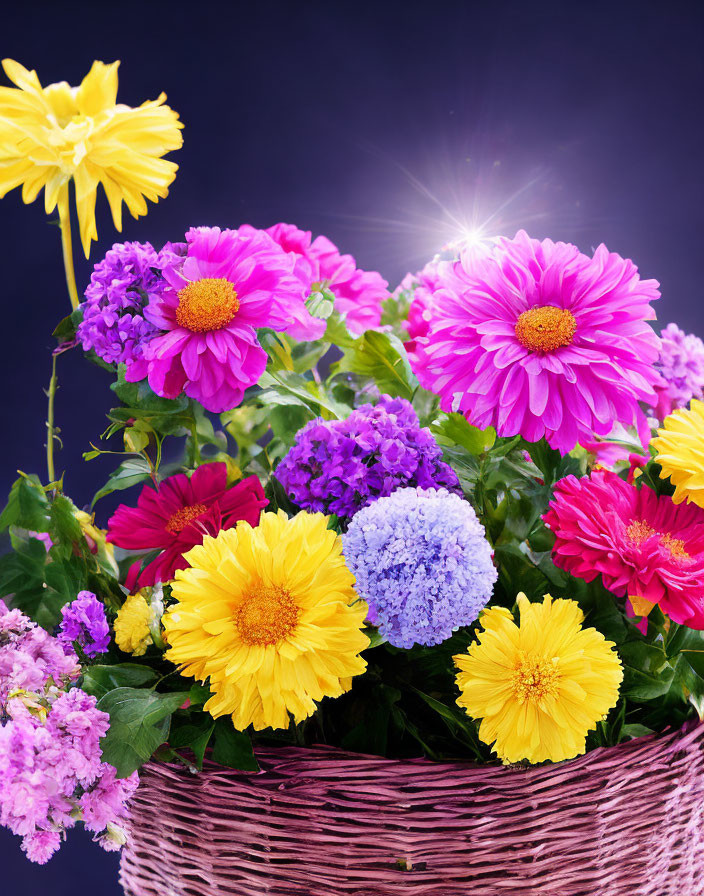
651, 400, 704, 509
454, 593, 623, 764
0, 58, 182, 259
163, 510, 369, 731
114, 592, 154, 656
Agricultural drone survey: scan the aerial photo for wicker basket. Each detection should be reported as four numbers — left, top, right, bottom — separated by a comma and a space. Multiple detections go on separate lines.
119, 722, 704, 896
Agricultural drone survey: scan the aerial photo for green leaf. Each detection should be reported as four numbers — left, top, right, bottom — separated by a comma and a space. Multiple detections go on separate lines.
210, 718, 258, 770
169, 713, 215, 768
97, 688, 189, 777
621, 723, 655, 739
336, 330, 418, 400
81, 664, 158, 699
522, 438, 583, 486
52, 308, 83, 344
92, 458, 153, 506
257, 369, 349, 420
0, 475, 49, 532
431, 413, 496, 455
109, 368, 192, 435
619, 642, 675, 701
187, 682, 212, 706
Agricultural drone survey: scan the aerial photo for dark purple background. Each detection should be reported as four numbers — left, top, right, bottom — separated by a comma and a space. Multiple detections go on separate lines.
2, 0, 703, 890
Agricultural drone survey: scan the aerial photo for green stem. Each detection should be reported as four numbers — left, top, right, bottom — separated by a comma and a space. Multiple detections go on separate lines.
46, 353, 59, 485
57, 186, 80, 311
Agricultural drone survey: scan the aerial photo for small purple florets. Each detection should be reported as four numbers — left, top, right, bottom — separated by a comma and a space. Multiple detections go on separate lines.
77, 240, 184, 379
343, 487, 497, 648
275, 395, 460, 518
652, 322, 704, 419
58, 591, 110, 658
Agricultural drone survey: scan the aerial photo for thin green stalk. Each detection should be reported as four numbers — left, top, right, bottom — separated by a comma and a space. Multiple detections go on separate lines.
46, 353, 59, 484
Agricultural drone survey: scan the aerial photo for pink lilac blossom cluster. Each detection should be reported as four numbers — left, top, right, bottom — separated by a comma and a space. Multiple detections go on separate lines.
78, 223, 389, 414
0, 600, 78, 704
651, 322, 704, 420
275, 395, 460, 519
0, 601, 138, 864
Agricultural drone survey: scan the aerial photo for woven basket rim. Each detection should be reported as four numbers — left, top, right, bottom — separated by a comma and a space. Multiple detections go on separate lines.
157, 717, 703, 782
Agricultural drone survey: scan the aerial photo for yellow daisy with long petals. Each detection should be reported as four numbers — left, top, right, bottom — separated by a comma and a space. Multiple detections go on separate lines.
652, 399, 704, 509
454, 593, 622, 764
163, 511, 369, 731
0, 59, 182, 299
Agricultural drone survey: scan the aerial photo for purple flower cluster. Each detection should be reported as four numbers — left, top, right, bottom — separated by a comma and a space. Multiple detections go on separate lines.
77, 240, 184, 381
0, 602, 138, 864
0, 601, 78, 704
343, 488, 497, 648
58, 592, 110, 658
652, 322, 704, 419
275, 395, 460, 518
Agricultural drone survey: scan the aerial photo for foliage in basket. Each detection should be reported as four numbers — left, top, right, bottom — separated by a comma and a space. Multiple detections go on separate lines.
2, 57, 704, 865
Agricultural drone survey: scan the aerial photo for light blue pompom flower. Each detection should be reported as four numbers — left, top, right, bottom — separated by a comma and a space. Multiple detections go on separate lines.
343, 487, 497, 648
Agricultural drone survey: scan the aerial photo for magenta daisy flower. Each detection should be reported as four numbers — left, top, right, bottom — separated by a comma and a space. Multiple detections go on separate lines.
411, 230, 663, 454
141, 226, 312, 412
107, 462, 267, 587
266, 222, 389, 335
543, 470, 704, 628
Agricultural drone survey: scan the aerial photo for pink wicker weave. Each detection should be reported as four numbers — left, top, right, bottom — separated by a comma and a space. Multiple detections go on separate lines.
120, 722, 704, 896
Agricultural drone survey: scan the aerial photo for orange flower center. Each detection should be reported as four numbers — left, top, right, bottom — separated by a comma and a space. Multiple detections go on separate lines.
165, 502, 208, 535
235, 583, 299, 646
626, 519, 690, 562
515, 306, 577, 353
512, 653, 559, 704
175, 278, 239, 333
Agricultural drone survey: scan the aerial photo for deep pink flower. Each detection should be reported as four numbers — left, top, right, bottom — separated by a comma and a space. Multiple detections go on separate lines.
106, 462, 267, 586
543, 470, 704, 627
266, 222, 389, 335
411, 230, 663, 454
142, 226, 312, 412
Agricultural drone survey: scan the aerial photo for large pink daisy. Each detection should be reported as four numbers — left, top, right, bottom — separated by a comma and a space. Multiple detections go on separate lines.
411, 230, 663, 454
266, 222, 389, 335
543, 470, 704, 628
107, 462, 267, 587
141, 226, 317, 412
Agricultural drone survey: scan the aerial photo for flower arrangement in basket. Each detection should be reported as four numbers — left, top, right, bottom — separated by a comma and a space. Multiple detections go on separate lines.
2, 58, 704, 883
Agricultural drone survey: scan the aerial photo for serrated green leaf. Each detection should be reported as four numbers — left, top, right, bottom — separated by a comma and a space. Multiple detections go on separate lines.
81, 664, 158, 699
97, 688, 189, 777
431, 413, 496, 455
0, 476, 49, 532
92, 458, 153, 506
336, 330, 417, 400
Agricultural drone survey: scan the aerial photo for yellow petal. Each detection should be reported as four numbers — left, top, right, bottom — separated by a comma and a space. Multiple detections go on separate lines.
76, 60, 120, 116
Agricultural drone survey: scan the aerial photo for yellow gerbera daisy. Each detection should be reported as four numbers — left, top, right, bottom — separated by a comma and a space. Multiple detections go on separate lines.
163, 511, 369, 731
651, 399, 704, 509
454, 593, 623, 764
114, 591, 155, 656
0, 58, 182, 298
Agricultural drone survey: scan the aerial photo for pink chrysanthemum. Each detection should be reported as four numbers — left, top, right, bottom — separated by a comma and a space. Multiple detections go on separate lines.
411, 230, 663, 454
142, 226, 314, 412
543, 470, 704, 628
107, 462, 267, 587
266, 222, 389, 335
